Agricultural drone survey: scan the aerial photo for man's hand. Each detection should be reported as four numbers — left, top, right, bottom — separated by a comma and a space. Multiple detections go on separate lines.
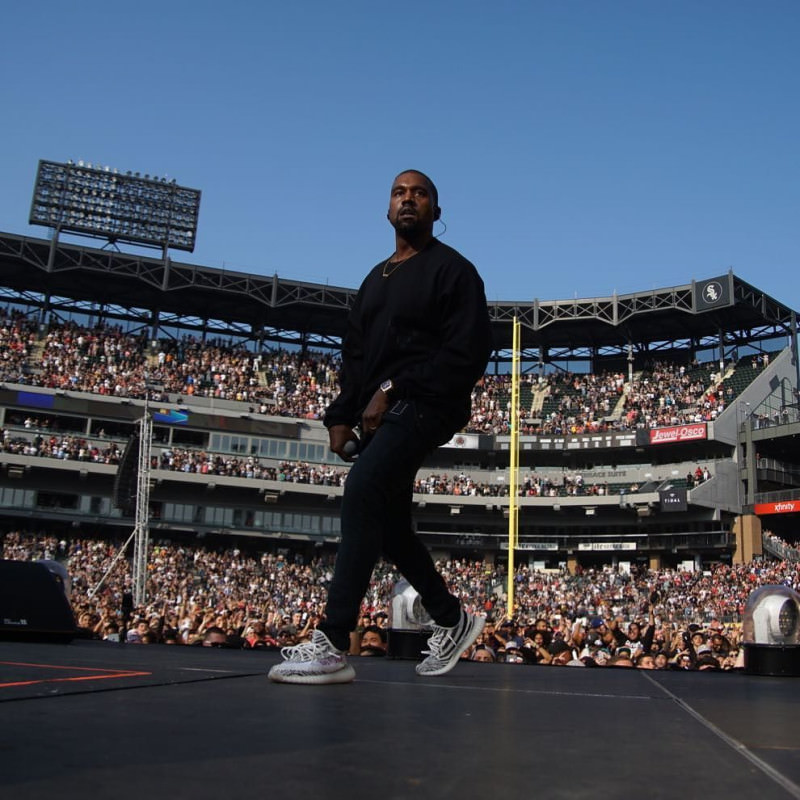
329, 424, 357, 460
361, 388, 390, 435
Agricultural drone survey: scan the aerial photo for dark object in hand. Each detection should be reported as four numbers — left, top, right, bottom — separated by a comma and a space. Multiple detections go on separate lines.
343, 439, 359, 459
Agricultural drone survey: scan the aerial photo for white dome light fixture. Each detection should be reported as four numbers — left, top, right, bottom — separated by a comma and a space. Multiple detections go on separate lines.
742, 585, 800, 676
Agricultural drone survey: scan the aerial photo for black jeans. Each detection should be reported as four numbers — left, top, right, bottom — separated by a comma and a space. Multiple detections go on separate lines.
318, 400, 461, 651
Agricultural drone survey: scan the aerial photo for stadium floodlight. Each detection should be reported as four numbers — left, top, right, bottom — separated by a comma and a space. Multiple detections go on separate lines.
29, 159, 201, 252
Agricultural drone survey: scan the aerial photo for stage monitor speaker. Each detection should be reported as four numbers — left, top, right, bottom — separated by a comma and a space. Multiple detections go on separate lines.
0, 560, 76, 643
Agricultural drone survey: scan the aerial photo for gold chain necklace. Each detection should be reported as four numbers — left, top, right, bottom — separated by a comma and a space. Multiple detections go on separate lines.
382, 252, 416, 278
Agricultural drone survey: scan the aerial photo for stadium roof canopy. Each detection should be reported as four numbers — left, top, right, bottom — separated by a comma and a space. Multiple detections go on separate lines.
0, 231, 796, 365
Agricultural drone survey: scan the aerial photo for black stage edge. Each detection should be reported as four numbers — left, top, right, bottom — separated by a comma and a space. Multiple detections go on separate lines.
2, 639, 800, 800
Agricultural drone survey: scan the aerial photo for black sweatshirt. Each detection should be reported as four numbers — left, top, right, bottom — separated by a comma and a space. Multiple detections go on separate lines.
324, 238, 492, 436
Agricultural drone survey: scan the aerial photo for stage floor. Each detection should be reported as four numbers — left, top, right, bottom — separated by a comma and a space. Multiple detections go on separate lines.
2, 639, 799, 800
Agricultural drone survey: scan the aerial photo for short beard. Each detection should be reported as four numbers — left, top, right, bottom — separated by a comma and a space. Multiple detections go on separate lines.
392, 215, 425, 236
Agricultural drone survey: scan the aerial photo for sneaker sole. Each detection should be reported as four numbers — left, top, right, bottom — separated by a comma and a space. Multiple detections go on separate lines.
268, 664, 356, 685
415, 616, 486, 677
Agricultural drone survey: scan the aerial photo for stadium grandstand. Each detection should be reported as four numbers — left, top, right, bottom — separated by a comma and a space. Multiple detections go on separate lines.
1, 225, 799, 583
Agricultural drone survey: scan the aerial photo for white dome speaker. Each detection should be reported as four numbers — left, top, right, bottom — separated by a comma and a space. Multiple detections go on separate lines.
742, 585, 800, 676
388, 579, 433, 659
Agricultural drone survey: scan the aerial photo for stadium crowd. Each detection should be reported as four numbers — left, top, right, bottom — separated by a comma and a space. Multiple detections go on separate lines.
3, 530, 798, 671
414, 472, 624, 497
0, 315, 771, 436
469, 361, 733, 435
0, 427, 348, 485
155, 449, 347, 485
3, 427, 712, 498
0, 429, 124, 464
0, 315, 790, 672
3, 399, 722, 499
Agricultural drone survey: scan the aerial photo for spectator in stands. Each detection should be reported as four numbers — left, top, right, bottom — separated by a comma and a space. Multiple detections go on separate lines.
201, 626, 229, 647
243, 621, 276, 649
126, 619, 150, 643
608, 651, 635, 668
470, 645, 496, 662
102, 622, 121, 642
610, 610, 656, 658
359, 625, 388, 656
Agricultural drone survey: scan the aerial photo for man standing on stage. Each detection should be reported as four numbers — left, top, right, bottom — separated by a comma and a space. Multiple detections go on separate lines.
269, 169, 492, 684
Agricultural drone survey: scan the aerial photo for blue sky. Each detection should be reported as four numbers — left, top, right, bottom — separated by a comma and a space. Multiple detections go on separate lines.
1, 1, 798, 308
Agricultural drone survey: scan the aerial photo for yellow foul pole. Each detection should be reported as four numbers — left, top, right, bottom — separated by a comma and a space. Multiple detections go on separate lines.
506, 316, 520, 621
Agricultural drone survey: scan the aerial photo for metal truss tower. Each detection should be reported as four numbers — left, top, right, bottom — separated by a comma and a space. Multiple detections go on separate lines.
131, 403, 153, 606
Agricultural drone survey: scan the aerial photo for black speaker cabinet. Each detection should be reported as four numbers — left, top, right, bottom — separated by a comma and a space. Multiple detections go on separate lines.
0, 560, 76, 643
387, 628, 430, 660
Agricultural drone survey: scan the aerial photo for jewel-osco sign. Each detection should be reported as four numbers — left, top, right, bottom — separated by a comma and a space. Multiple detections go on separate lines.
648, 424, 707, 444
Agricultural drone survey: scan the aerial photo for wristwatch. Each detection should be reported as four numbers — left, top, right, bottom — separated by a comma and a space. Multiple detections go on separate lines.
379, 379, 394, 395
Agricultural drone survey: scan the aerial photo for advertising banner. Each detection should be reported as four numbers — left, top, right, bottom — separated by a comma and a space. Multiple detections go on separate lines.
648, 424, 707, 445
754, 501, 800, 515
659, 487, 688, 512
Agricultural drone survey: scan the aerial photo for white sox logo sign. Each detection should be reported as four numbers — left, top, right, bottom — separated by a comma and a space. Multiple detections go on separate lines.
703, 281, 723, 305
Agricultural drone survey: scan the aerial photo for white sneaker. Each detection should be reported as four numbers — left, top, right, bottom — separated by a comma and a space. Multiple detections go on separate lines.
415, 611, 485, 677
268, 629, 356, 685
